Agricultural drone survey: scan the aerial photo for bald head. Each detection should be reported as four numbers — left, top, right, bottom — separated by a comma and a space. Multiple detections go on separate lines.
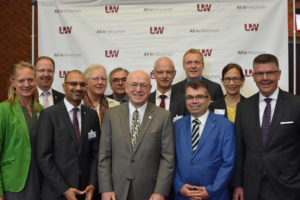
153, 57, 176, 93
126, 70, 152, 108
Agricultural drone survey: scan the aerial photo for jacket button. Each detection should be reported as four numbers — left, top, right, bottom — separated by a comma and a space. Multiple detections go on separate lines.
131, 159, 134, 163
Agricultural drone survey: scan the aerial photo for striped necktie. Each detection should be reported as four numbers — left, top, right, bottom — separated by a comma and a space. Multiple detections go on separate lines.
192, 119, 200, 152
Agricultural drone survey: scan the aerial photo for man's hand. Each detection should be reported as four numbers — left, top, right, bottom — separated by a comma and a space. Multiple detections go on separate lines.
179, 184, 201, 198
101, 191, 116, 200
82, 185, 95, 200
149, 193, 165, 200
189, 186, 209, 200
233, 187, 244, 200
0, 196, 5, 200
65, 187, 83, 200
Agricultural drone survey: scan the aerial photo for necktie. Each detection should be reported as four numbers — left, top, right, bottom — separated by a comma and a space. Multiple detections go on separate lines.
72, 107, 80, 143
192, 119, 200, 152
159, 95, 166, 109
261, 98, 272, 145
42, 91, 50, 108
130, 110, 140, 148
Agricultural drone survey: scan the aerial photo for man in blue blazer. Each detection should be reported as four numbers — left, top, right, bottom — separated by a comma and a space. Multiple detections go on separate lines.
173, 80, 236, 200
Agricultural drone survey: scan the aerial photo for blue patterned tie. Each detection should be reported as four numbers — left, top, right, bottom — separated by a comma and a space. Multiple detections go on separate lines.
192, 119, 200, 152
261, 98, 272, 144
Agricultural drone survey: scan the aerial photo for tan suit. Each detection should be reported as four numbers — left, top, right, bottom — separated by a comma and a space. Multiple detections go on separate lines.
98, 102, 175, 200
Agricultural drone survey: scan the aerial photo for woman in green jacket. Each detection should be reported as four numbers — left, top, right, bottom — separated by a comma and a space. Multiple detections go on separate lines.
0, 61, 42, 200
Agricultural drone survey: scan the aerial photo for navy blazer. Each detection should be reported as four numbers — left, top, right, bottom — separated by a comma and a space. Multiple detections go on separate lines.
173, 112, 236, 200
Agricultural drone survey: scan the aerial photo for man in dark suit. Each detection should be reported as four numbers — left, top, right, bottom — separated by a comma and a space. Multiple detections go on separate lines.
107, 67, 129, 103
99, 70, 175, 200
172, 49, 223, 102
36, 70, 100, 200
232, 54, 300, 200
34, 56, 64, 108
148, 57, 187, 121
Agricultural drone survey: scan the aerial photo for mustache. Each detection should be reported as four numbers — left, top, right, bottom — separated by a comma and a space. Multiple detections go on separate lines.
160, 78, 170, 81
70, 89, 84, 94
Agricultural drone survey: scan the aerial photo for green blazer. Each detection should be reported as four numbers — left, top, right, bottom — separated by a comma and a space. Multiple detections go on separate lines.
0, 101, 42, 196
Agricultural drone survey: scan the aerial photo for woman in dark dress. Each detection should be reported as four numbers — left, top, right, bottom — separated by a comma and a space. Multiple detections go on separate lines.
0, 61, 42, 200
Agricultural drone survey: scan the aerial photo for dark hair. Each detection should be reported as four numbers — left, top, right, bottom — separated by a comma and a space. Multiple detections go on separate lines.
186, 79, 210, 96
64, 70, 84, 82
253, 54, 279, 69
34, 56, 55, 71
222, 63, 245, 79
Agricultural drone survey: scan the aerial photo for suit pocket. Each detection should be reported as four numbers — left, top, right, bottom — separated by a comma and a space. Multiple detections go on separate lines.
0, 152, 16, 166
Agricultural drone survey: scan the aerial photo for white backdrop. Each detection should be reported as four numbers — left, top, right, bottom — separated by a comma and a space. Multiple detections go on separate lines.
38, 0, 288, 97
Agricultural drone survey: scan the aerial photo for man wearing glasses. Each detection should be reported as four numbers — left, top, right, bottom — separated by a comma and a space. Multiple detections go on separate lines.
107, 67, 129, 103
34, 56, 64, 108
36, 70, 100, 200
149, 57, 187, 120
99, 70, 175, 200
173, 79, 236, 200
232, 54, 300, 200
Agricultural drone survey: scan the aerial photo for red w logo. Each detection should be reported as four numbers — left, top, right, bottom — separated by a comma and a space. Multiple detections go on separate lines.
197, 4, 211, 12
59, 26, 72, 34
105, 5, 119, 13
105, 50, 119, 58
150, 26, 164, 34
244, 24, 259, 31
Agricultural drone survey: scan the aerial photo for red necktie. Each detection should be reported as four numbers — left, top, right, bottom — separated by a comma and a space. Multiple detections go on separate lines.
72, 107, 80, 143
159, 95, 166, 109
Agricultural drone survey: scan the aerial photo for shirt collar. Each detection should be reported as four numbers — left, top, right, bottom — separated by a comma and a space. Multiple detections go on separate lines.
113, 93, 129, 101
38, 87, 53, 97
191, 109, 209, 125
259, 87, 279, 102
155, 89, 171, 99
187, 76, 203, 82
64, 98, 82, 113
129, 101, 147, 116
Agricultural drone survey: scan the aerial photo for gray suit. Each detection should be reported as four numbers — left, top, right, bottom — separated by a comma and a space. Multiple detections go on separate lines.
98, 102, 175, 200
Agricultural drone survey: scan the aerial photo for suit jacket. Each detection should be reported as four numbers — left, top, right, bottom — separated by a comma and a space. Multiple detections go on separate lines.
148, 88, 188, 119
173, 112, 236, 200
0, 101, 42, 196
36, 101, 100, 200
209, 95, 246, 118
52, 89, 64, 104
172, 77, 224, 102
98, 102, 175, 200
232, 89, 300, 200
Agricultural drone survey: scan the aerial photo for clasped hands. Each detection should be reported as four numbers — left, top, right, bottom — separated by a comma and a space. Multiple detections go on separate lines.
179, 184, 210, 200
65, 185, 95, 200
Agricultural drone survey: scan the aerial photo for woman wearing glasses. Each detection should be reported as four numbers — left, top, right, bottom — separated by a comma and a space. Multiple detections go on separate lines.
0, 61, 42, 200
209, 63, 245, 123
83, 64, 119, 127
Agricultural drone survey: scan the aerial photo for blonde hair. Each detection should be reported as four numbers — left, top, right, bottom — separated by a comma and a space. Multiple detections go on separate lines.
83, 64, 107, 80
183, 48, 204, 64
8, 61, 41, 112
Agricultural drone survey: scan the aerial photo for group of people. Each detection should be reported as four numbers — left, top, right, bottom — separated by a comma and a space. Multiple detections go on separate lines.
0, 49, 299, 200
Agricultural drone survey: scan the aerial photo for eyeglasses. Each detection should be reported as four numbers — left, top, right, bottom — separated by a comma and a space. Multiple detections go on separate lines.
36, 69, 54, 73
128, 82, 148, 90
112, 77, 127, 83
185, 61, 203, 65
65, 81, 86, 87
185, 95, 208, 101
89, 77, 107, 82
154, 70, 174, 75
253, 70, 278, 77
223, 77, 242, 83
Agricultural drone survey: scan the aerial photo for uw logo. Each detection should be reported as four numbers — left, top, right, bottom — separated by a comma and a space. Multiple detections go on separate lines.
200, 49, 212, 57
244, 24, 259, 31
105, 5, 119, 13
244, 69, 253, 77
150, 26, 164, 34
59, 26, 72, 34
197, 4, 211, 12
105, 50, 119, 58
59, 70, 69, 78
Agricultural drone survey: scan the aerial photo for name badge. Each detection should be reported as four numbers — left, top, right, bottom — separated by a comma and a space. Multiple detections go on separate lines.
88, 130, 96, 140
214, 109, 225, 116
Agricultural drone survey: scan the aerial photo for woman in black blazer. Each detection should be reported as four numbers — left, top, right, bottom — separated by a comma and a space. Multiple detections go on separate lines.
209, 63, 245, 123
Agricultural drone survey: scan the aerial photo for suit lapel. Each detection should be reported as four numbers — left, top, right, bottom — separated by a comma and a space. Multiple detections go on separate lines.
119, 103, 133, 152
183, 115, 193, 155
133, 103, 155, 154
79, 106, 87, 153
264, 89, 288, 148
59, 102, 80, 151
13, 102, 30, 143
250, 94, 264, 149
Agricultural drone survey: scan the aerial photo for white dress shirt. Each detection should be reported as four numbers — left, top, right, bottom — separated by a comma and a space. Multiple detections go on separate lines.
191, 109, 209, 139
64, 98, 82, 134
155, 89, 171, 110
38, 87, 54, 107
129, 102, 147, 127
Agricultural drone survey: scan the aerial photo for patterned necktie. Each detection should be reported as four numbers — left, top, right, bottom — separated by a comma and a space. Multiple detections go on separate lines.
261, 98, 272, 145
72, 107, 80, 143
192, 119, 201, 152
42, 91, 50, 108
159, 95, 166, 109
130, 110, 140, 148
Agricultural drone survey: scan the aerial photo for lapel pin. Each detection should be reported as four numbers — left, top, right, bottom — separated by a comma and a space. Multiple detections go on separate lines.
149, 115, 152, 119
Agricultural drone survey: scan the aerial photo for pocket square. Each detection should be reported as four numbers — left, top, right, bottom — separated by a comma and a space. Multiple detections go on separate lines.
280, 121, 294, 125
